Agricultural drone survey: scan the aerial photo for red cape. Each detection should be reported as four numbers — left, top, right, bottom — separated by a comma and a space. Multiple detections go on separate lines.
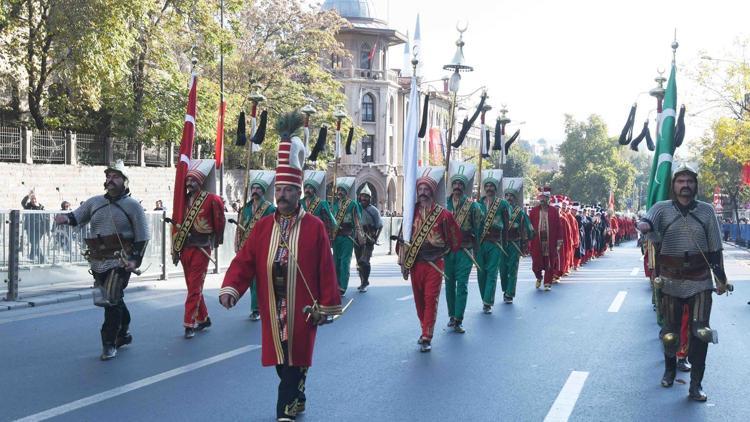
221, 209, 340, 367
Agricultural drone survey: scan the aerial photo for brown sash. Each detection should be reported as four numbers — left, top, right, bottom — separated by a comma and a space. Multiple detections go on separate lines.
479, 198, 501, 244
404, 205, 443, 270
238, 201, 271, 249
172, 191, 208, 255
452, 198, 472, 229
307, 197, 321, 216
332, 198, 351, 238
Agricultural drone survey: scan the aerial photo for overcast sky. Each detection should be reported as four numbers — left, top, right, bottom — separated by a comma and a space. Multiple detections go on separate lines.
369, 0, 749, 152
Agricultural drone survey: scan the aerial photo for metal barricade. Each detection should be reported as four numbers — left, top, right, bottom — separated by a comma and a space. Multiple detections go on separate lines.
32, 129, 66, 163
76, 133, 106, 165
3, 209, 395, 297
0, 126, 22, 162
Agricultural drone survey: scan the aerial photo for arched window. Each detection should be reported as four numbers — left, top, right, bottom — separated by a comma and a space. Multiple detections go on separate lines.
360, 43, 372, 69
362, 94, 375, 122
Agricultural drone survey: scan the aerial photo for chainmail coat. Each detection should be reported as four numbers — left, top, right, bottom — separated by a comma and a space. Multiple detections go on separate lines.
644, 199, 722, 298
72, 192, 150, 272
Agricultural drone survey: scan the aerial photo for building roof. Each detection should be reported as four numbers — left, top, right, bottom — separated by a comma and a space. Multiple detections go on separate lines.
322, 0, 376, 19
322, 0, 406, 46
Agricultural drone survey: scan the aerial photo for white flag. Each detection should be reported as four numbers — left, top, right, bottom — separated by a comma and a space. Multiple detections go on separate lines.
402, 76, 420, 242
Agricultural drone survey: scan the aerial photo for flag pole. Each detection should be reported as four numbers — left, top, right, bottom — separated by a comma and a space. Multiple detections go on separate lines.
219, 0, 225, 199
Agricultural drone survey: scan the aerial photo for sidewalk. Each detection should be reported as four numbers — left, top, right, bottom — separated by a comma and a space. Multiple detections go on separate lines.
1, 251, 398, 312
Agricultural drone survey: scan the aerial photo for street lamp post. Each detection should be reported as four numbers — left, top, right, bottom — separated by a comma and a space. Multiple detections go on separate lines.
443, 23, 473, 190
497, 106, 511, 171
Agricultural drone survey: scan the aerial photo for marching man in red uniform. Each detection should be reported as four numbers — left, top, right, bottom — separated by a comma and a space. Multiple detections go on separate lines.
219, 112, 341, 422
529, 187, 565, 291
172, 159, 225, 339
398, 167, 461, 352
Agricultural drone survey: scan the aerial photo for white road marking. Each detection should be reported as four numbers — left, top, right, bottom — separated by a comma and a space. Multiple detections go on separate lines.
396, 294, 414, 301
544, 371, 589, 422
630, 267, 640, 276
14, 344, 261, 422
0, 292, 183, 325
607, 291, 628, 313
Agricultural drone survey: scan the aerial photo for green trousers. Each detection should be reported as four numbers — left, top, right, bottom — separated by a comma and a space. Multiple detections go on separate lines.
477, 242, 502, 306
333, 236, 354, 292
250, 280, 259, 312
499, 242, 521, 298
444, 249, 473, 321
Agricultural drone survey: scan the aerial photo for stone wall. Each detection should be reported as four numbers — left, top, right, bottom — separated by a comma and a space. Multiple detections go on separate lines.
0, 163, 247, 211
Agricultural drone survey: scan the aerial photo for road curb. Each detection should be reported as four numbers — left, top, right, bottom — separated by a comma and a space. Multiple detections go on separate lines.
0, 284, 152, 312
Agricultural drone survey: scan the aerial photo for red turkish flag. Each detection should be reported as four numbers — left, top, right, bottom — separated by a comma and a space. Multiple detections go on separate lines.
171, 74, 198, 232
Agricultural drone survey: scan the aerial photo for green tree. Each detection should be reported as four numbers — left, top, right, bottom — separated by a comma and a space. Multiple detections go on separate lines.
697, 117, 750, 239
0, 0, 137, 129
556, 114, 635, 207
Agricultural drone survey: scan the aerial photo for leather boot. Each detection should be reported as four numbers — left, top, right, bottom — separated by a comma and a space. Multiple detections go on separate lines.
100, 332, 117, 360
688, 365, 708, 401
661, 355, 677, 387
677, 357, 691, 372
115, 325, 132, 349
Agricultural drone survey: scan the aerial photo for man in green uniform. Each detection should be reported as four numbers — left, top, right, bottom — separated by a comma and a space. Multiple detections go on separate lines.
331, 177, 363, 295
444, 161, 483, 333
235, 170, 276, 320
499, 177, 533, 304
476, 169, 511, 313
302, 170, 337, 241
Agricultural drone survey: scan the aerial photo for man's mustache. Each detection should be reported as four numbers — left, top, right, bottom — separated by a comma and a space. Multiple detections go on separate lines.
418, 194, 429, 199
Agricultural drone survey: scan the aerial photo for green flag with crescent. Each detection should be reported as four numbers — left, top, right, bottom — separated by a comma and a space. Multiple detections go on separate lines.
647, 63, 677, 208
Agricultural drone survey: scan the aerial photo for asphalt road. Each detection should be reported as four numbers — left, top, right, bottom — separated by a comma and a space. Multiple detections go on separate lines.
1, 241, 748, 421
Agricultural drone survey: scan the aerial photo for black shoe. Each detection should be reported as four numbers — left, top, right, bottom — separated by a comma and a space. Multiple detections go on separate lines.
503, 294, 513, 304
114, 333, 132, 349
661, 358, 677, 387
100, 344, 117, 361
677, 358, 691, 372
357, 284, 368, 293
688, 384, 708, 401
420, 341, 431, 352
196, 317, 212, 331
447, 317, 456, 327
453, 321, 465, 334
483, 305, 492, 314
417, 337, 425, 345
294, 401, 306, 414
184, 327, 196, 339
248, 311, 261, 321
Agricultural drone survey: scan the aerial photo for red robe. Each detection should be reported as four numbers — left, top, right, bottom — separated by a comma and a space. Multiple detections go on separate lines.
397, 204, 461, 340
221, 208, 340, 367
566, 211, 580, 269
529, 205, 565, 271
181, 191, 225, 327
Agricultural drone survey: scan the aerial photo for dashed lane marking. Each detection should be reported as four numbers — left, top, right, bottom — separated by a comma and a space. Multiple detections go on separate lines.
543, 371, 589, 422
607, 291, 628, 313
14, 344, 261, 422
396, 294, 414, 301
630, 267, 640, 276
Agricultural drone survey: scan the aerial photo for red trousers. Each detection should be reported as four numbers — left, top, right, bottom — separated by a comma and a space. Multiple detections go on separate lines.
410, 260, 443, 341
532, 255, 555, 287
181, 247, 211, 327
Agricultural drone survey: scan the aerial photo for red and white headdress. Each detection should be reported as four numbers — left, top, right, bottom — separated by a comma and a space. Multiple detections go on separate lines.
274, 112, 306, 189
